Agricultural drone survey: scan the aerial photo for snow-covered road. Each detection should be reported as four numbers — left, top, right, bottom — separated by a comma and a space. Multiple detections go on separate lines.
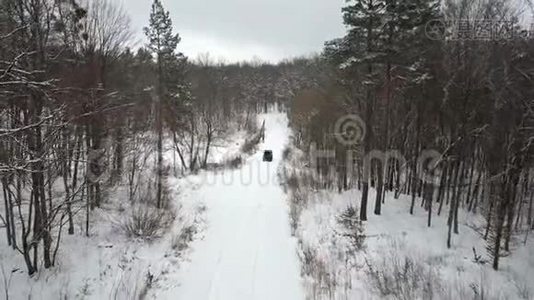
161, 113, 304, 300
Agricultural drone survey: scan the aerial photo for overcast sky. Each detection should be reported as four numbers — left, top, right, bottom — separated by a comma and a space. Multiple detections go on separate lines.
117, 0, 347, 63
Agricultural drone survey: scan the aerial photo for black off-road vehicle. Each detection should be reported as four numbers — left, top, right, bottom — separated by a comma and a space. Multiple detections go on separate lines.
263, 150, 273, 162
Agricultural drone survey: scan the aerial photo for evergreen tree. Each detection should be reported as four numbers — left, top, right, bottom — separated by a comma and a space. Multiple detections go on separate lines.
144, 0, 180, 61
329, 0, 442, 220
340, 0, 386, 221
144, 0, 186, 208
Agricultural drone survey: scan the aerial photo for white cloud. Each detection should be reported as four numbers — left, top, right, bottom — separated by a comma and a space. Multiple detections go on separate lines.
179, 29, 285, 63
116, 0, 346, 62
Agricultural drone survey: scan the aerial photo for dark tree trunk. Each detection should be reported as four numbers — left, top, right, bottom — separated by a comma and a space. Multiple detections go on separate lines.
437, 162, 448, 216
504, 171, 521, 251
361, 182, 369, 221
410, 115, 420, 214
374, 161, 383, 215
426, 181, 434, 227
2, 180, 12, 246
493, 176, 511, 270
453, 161, 466, 234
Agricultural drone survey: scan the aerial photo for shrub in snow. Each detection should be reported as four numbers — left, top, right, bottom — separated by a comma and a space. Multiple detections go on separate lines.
243, 115, 259, 135
171, 225, 197, 252
365, 239, 442, 300
282, 146, 292, 160
510, 272, 532, 300
110, 267, 156, 300
295, 196, 367, 299
289, 187, 307, 235
286, 172, 299, 191
337, 206, 365, 251
121, 204, 175, 239
225, 156, 243, 169
241, 133, 262, 154
300, 244, 337, 299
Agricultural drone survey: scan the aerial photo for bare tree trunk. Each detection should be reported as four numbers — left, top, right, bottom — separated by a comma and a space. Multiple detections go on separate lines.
493, 176, 510, 270
445, 158, 453, 206
374, 161, 383, 215
85, 123, 92, 236
447, 186, 455, 249
426, 181, 434, 227
9, 180, 17, 249
360, 98, 372, 221
29, 89, 52, 269
453, 161, 466, 234
447, 160, 461, 248
19, 187, 36, 275
114, 126, 124, 180
394, 160, 401, 199
529, 189, 534, 230
203, 121, 213, 168
471, 170, 483, 213
484, 183, 495, 240
173, 133, 188, 174
515, 170, 530, 229
63, 126, 74, 235
410, 111, 421, 214
465, 150, 476, 207
156, 104, 163, 208
504, 171, 520, 251
2, 179, 12, 246
437, 162, 448, 216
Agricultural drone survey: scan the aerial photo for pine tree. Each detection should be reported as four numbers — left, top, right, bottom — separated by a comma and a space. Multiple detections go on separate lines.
144, 0, 185, 208
332, 0, 443, 220
340, 0, 386, 221
144, 0, 181, 61
393, 0, 443, 216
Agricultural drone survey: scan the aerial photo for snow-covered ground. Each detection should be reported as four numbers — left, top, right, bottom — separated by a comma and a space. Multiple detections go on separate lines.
155, 112, 304, 299
0, 169, 209, 299
288, 174, 534, 299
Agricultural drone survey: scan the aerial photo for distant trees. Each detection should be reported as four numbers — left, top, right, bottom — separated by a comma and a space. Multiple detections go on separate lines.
190, 54, 226, 169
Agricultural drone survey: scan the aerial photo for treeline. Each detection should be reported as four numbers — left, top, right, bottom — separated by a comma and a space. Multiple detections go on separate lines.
0, 0, 303, 276
290, 0, 534, 270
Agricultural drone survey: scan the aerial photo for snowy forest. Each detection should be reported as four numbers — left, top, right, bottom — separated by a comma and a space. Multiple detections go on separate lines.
0, 0, 533, 299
